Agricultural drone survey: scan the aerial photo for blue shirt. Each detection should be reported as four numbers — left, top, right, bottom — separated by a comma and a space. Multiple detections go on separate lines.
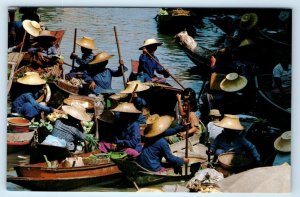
12, 92, 53, 118
114, 121, 142, 153
84, 66, 128, 94
138, 137, 184, 172
211, 131, 261, 162
138, 54, 168, 82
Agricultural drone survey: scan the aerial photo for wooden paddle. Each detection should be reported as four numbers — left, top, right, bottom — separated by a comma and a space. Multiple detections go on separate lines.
184, 100, 191, 177
143, 50, 185, 89
71, 28, 77, 70
113, 26, 126, 88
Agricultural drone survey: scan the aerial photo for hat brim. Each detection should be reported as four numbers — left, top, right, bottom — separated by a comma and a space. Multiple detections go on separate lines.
22, 20, 41, 37
62, 105, 92, 121
76, 41, 98, 50
88, 55, 114, 65
220, 76, 247, 92
214, 121, 244, 130
139, 43, 163, 50
274, 137, 291, 152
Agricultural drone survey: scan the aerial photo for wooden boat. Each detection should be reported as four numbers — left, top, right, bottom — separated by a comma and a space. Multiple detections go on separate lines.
7, 152, 122, 191
258, 28, 291, 47
254, 74, 291, 129
113, 158, 200, 187
155, 9, 196, 34
174, 31, 216, 74
7, 131, 35, 154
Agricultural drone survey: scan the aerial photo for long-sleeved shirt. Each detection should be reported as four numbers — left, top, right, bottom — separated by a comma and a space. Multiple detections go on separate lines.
12, 92, 53, 119
138, 137, 184, 172
138, 53, 169, 82
211, 131, 260, 162
51, 118, 86, 143
114, 121, 142, 153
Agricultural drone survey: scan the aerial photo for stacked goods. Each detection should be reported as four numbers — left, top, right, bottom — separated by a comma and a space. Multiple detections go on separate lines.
82, 154, 111, 165
57, 78, 85, 94
170, 9, 190, 16
47, 111, 68, 122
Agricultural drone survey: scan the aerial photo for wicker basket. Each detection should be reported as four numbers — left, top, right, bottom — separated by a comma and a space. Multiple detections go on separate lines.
218, 152, 253, 169
57, 79, 80, 94
82, 157, 111, 165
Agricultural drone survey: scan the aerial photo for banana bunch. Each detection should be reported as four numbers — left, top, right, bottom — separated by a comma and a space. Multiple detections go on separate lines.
47, 111, 67, 122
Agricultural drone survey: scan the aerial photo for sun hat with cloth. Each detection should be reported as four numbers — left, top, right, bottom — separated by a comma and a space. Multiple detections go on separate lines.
209, 109, 222, 117
22, 19, 42, 37
139, 38, 163, 50
144, 114, 174, 138
34, 30, 56, 42
111, 102, 141, 114
274, 131, 291, 152
61, 105, 92, 121
220, 73, 247, 92
239, 13, 258, 30
76, 36, 98, 50
17, 72, 46, 85
88, 51, 114, 65
214, 114, 244, 131
120, 80, 150, 94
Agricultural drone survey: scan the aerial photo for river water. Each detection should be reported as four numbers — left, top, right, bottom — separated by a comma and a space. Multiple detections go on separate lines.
7, 7, 225, 192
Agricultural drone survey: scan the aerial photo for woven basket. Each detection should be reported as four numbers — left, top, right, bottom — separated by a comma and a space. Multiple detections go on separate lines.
218, 152, 253, 169
82, 157, 111, 165
57, 79, 80, 94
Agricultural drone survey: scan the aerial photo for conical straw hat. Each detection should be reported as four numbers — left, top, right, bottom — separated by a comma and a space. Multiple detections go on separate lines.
88, 51, 114, 64
139, 38, 162, 50
17, 72, 46, 85
239, 38, 255, 47
34, 30, 56, 42
111, 102, 141, 113
209, 109, 221, 117
274, 131, 291, 152
239, 13, 258, 30
76, 36, 98, 50
120, 80, 150, 94
62, 105, 92, 121
144, 115, 174, 137
99, 110, 115, 124
22, 19, 42, 37
220, 73, 248, 92
214, 114, 244, 130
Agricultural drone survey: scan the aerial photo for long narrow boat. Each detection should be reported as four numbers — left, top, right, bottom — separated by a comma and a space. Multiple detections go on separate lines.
7, 131, 35, 154
174, 31, 216, 73
113, 158, 200, 187
254, 74, 291, 129
7, 153, 122, 191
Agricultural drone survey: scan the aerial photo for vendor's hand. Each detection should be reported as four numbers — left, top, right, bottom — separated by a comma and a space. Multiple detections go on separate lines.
70, 52, 78, 59
183, 158, 189, 164
89, 81, 96, 90
142, 47, 148, 54
37, 52, 45, 61
111, 143, 117, 151
176, 93, 181, 101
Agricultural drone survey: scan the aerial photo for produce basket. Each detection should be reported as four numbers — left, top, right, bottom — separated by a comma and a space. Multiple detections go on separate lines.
83, 154, 111, 165
56, 79, 80, 95
218, 152, 253, 170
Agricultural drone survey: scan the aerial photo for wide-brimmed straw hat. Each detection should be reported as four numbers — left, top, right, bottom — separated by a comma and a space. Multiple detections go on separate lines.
144, 114, 174, 138
111, 102, 141, 113
239, 13, 258, 30
34, 30, 56, 42
62, 105, 92, 121
17, 72, 46, 85
214, 114, 244, 130
274, 131, 291, 152
120, 80, 150, 94
220, 73, 248, 92
22, 19, 42, 37
139, 38, 162, 50
209, 109, 221, 117
76, 36, 98, 50
88, 51, 114, 65
99, 110, 115, 124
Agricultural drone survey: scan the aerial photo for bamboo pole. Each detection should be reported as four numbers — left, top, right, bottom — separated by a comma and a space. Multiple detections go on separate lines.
113, 26, 126, 88
71, 28, 77, 70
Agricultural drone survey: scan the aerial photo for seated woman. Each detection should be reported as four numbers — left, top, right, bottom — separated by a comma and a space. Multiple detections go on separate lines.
209, 114, 261, 164
138, 114, 189, 173
11, 72, 58, 120
98, 102, 142, 157
166, 88, 204, 144
272, 58, 291, 100
41, 105, 92, 151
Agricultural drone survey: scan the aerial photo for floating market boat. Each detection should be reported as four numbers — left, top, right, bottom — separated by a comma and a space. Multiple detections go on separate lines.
7, 131, 35, 154
7, 152, 122, 191
254, 74, 291, 129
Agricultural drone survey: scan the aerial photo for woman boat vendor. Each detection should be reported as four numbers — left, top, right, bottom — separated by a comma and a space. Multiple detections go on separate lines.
11, 72, 60, 120
138, 114, 189, 173
41, 105, 92, 151
209, 114, 261, 164
98, 102, 142, 157
137, 38, 170, 83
